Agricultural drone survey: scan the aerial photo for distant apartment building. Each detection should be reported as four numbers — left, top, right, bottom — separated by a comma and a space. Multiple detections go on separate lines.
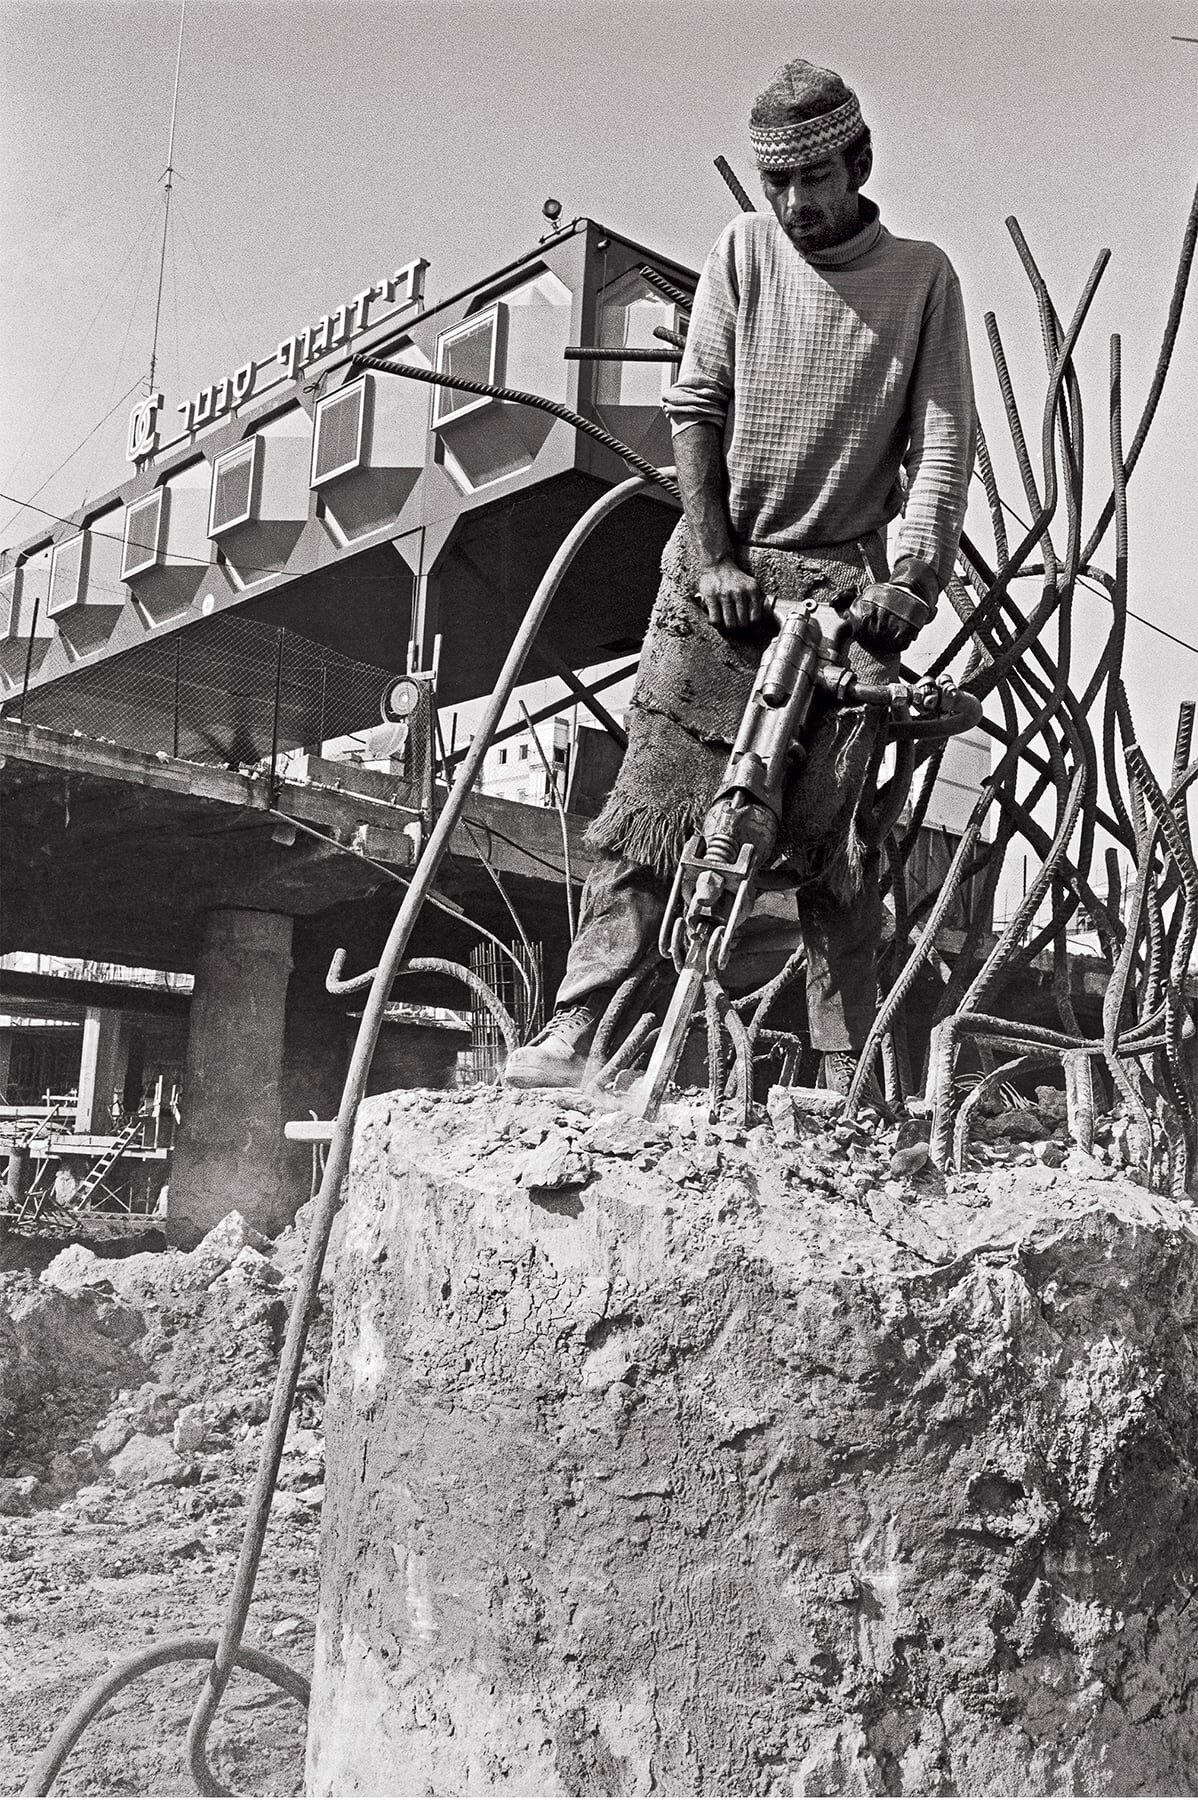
480, 714, 571, 805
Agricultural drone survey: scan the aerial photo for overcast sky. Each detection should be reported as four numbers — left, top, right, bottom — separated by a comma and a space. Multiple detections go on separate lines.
1, 0, 1196, 803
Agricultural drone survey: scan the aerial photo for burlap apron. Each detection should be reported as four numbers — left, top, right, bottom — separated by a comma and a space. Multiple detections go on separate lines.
584, 518, 900, 903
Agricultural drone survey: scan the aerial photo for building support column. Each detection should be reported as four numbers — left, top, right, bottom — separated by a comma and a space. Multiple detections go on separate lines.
168, 908, 294, 1247
74, 1007, 128, 1134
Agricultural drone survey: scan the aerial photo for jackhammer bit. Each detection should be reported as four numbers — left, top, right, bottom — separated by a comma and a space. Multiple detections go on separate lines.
626, 600, 981, 1123
629, 599, 851, 1121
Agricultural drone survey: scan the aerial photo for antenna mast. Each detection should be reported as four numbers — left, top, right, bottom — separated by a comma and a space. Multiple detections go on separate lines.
148, 0, 187, 394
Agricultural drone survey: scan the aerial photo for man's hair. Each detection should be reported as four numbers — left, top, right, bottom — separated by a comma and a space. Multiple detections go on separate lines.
841, 126, 873, 183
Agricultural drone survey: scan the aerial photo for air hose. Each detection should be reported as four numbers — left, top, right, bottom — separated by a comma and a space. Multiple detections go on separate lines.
23, 470, 668, 1797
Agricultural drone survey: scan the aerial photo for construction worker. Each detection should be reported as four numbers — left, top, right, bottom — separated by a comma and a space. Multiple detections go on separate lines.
505, 57, 974, 1091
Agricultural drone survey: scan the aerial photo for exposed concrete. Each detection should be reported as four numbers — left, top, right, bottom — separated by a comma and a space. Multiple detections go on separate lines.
308, 1090, 1198, 1796
74, 1006, 127, 1134
168, 908, 294, 1247
4, 1146, 29, 1213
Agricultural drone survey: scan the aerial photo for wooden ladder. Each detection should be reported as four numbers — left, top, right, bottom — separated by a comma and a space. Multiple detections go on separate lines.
72, 1118, 144, 1211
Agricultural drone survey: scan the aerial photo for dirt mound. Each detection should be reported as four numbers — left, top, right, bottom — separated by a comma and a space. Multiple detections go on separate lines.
0, 1208, 332, 1796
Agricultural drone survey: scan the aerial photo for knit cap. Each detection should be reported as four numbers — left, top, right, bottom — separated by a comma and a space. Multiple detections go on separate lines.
749, 59, 866, 170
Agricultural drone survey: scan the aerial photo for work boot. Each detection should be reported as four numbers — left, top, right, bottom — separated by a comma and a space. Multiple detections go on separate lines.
502, 1000, 606, 1090
820, 1049, 886, 1107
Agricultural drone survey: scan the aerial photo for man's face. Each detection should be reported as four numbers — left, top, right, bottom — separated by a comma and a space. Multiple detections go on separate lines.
760, 153, 862, 254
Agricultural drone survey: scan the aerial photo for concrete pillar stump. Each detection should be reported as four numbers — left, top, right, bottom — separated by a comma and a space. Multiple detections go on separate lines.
168, 907, 293, 1246
307, 1090, 1198, 1796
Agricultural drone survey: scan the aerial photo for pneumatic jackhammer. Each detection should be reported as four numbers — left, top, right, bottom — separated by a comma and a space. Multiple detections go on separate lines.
628, 598, 981, 1121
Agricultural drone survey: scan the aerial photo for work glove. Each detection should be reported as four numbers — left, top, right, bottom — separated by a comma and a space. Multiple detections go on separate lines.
847, 559, 938, 655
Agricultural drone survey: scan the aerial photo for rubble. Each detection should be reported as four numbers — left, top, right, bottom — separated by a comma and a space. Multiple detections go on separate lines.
0, 1474, 42, 1516
0, 1206, 330, 1795
1, 1077, 1190, 1795
108, 1432, 191, 1490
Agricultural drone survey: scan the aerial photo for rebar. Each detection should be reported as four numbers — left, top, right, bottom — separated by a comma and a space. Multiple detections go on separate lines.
841, 182, 1196, 1172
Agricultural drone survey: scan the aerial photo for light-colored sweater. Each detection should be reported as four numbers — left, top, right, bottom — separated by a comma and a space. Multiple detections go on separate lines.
663, 203, 975, 587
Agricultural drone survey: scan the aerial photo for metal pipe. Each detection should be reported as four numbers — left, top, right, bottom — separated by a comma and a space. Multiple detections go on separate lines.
564, 346, 681, 362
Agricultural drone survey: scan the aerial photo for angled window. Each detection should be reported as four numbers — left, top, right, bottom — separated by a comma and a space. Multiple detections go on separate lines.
432, 306, 503, 428
208, 438, 261, 537
47, 533, 87, 616
121, 489, 166, 581
312, 376, 370, 487
596, 270, 681, 407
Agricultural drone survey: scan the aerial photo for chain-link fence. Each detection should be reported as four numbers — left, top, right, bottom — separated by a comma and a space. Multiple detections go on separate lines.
3, 612, 435, 809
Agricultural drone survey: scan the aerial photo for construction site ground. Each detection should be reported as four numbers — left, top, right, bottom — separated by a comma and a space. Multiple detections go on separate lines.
0, 1079, 1184, 1797
0, 1209, 329, 1798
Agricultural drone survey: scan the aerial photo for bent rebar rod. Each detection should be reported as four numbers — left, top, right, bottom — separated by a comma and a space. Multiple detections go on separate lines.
356, 353, 681, 500
180, 473, 659, 1797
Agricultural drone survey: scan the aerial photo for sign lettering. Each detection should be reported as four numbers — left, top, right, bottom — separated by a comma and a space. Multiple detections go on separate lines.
127, 391, 164, 462
129, 257, 429, 462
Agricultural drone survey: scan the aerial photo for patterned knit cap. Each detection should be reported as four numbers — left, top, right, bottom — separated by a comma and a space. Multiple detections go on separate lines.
749, 60, 866, 171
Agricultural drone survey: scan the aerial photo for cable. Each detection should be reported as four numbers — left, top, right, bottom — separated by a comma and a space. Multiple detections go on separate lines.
1, 204, 160, 493
11, 471, 1195, 667
79, 222, 164, 508
984, 485, 1198, 660
177, 204, 244, 364
22, 1635, 308, 1798
170, 206, 183, 401
0, 386, 146, 543
461, 817, 541, 1021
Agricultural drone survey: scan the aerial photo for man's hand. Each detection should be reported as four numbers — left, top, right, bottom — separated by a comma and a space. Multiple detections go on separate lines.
697, 557, 766, 632
848, 578, 935, 655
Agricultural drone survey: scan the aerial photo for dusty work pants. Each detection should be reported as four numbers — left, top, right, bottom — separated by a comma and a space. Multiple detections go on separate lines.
555, 849, 883, 1054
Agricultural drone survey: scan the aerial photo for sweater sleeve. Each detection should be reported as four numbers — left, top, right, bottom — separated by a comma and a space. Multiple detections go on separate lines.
662, 224, 740, 432
894, 257, 976, 589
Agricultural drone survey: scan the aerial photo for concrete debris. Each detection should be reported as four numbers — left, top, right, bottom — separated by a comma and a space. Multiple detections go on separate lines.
0, 1474, 43, 1516
888, 1141, 929, 1177
584, 1114, 663, 1158
127, 1381, 180, 1433
38, 1243, 115, 1298
191, 1208, 271, 1268
108, 1431, 191, 1490
519, 1131, 593, 1191
989, 1104, 1045, 1139
172, 1402, 208, 1455
1, 1204, 330, 1794
208, 1244, 284, 1290
90, 1416, 133, 1459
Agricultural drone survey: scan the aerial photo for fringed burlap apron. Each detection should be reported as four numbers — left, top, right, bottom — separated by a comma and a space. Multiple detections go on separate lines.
584, 518, 899, 903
